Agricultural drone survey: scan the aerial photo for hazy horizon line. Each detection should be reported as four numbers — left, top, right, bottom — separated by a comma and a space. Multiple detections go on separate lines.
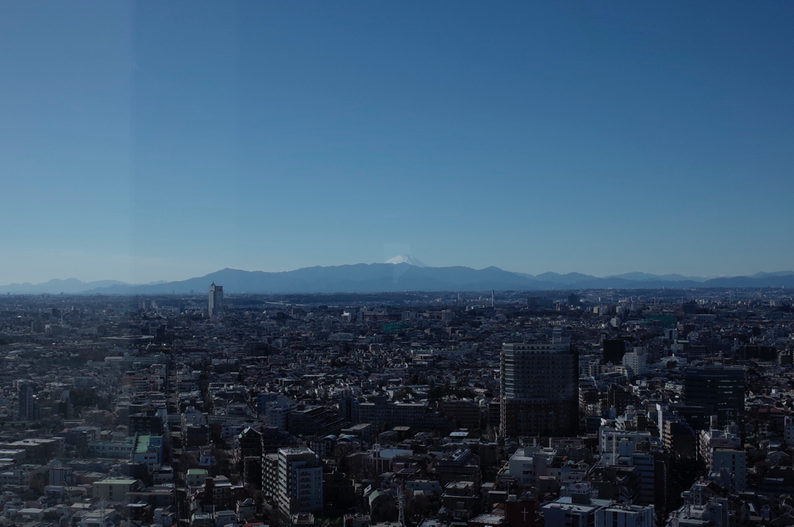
2, 260, 792, 288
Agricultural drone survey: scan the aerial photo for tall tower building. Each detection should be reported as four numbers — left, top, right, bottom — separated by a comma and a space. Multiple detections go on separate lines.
18, 381, 38, 421
500, 339, 579, 437
208, 282, 223, 317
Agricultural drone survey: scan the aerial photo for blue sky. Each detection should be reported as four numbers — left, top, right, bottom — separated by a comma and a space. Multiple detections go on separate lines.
1, 1, 793, 284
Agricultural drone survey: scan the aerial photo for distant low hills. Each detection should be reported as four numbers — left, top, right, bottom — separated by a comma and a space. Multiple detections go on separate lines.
2, 264, 794, 295
0, 278, 129, 295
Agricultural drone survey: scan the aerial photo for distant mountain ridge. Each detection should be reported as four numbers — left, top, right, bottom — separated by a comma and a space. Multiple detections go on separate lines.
2, 265, 794, 295
0, 278, 129, 295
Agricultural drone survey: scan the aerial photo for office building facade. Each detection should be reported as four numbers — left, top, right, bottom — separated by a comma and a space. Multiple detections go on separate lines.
500, 340, 579, 437
684, 367, 745, 429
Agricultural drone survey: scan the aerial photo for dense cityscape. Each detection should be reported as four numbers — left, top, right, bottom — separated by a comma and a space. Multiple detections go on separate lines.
0, 285, 792, 527
4, 1, 793, 527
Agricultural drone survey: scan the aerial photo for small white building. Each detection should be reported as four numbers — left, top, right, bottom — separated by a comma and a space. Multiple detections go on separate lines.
214, 509, 237, 527
596, 504, 655, 527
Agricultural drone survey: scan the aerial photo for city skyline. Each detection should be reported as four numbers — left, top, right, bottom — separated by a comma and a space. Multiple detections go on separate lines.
2, 2, 793, 284
0, 282, 786, 525
2, 2, 793, 519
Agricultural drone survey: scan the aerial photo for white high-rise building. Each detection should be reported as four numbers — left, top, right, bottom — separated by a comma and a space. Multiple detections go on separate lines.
208, 282, 223, 317
267, 448, 323, 515
622, 347, 647, 378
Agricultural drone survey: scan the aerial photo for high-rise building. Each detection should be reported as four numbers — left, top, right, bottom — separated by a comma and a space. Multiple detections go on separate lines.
208, 282, 223, 317
338, 395, 360, 424
684, 366, 745, 429
18, 381, 38, 421
709, 448, 746, 492
622, 347, 648, 378
262, 447, 323, 516
603, 339, 627, 364
698, 426, 746, 492
500, 339, 579, 437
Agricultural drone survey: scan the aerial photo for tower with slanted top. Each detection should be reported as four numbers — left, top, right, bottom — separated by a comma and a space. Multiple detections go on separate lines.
208, 282, 223, 317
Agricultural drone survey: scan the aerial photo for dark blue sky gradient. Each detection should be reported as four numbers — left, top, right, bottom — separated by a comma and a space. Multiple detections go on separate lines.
1, 1, 792, 283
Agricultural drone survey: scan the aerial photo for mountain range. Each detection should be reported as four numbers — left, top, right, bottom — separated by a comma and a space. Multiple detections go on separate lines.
2, 257, 794, 294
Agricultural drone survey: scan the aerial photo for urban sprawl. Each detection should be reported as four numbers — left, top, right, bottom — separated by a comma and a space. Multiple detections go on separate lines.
0, 286, 792, 527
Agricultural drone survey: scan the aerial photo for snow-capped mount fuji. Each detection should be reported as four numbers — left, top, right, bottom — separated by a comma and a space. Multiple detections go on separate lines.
385, 254, 428, 267
5, 264, 794, 295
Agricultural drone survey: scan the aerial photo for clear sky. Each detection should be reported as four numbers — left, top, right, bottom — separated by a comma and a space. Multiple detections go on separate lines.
1, 1, 793, 284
